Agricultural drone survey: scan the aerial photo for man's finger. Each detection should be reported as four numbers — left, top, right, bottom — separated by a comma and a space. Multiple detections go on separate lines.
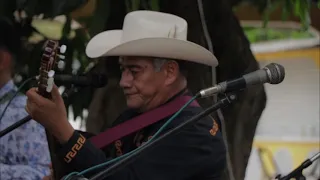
25, 105, 30, 115
26, 87, 40, 100
26, 87, 38, 96
51, 84, 63, 103
25, 98, 38, 117
26, 87, 51, 106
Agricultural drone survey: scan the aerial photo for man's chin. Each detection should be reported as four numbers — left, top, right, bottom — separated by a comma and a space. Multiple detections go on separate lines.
126, 100, 142, 110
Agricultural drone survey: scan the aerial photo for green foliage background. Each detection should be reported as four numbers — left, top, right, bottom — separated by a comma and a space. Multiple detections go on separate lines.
0, 0, 318, 121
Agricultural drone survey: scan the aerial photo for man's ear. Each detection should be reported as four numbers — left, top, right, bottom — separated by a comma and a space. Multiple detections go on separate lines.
164, 60, 180, 86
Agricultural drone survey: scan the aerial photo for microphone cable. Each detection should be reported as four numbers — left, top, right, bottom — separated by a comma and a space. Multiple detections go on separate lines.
0, 76, 36, 122
63, 94, 200, 180
197, 0, 235, 180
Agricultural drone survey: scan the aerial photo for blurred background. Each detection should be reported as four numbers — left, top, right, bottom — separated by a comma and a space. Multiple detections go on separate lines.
0, 0, 319, 180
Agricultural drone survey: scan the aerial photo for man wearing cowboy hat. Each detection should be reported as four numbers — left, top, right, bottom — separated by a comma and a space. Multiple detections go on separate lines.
25, 10, 227, 180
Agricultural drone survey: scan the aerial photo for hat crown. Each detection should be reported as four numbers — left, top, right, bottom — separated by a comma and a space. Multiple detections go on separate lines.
85, 10, 218, 67
121, 11, 188, 43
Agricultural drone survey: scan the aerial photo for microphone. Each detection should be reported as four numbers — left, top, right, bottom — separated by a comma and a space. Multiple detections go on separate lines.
199, 63, 285, 97
51, 73, 108, 88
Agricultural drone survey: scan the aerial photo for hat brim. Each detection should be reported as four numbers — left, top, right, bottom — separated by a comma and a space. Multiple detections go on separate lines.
86, 30, 218, 67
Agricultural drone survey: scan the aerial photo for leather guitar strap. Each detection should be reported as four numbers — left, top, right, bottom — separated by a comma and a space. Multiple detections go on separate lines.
89, 95, 200, 149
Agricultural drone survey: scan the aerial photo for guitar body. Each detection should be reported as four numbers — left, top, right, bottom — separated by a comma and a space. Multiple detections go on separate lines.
38, 40, 67, 179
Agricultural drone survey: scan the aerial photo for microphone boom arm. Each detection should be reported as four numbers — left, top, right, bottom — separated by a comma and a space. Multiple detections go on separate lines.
276, 152, 320, 180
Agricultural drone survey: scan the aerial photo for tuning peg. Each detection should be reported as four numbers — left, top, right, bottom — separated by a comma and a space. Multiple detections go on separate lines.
48, 70, 55, 77
46, 70, 55, 92
45, 47, 53, 53
59, 45, 67, 54
58, 55, 65, 60
57, 60, 65, 70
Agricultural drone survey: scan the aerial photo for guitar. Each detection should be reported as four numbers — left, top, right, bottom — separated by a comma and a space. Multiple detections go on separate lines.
37, 40, 67, 179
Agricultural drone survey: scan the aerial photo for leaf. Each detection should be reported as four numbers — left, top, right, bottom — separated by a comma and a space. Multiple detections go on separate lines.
125, 0, 131, 12
149, 0, 159, 11
261, 0, 272, 28
125, 0, 142, 12
294, 0, 301, 16
72, 29, 90, 68
247, 0, 269, 13
74, 16, 92, 26
141, 0, 148, 9
62, 15, 72, 39
72, 101, 83, 120
52, 0, 89, 18
31, 19, 76, 40
262, 0, 288, 28
281, 0, 292, 21
16, 0, 29, 10
88, 0, 110, 37
295, 0, 311, 30
69, 87, 94, 120
20, 0, 39, 17
16, 0, 88, 18
131, 0, 141, 11
262, 11, 269, 28
0, 0, 16, 17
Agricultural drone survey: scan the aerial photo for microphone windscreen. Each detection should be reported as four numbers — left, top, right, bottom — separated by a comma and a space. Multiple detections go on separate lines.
265, 63, 285, 84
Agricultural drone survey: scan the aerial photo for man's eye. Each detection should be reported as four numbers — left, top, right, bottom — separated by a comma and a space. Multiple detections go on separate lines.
130, 70, 138, 75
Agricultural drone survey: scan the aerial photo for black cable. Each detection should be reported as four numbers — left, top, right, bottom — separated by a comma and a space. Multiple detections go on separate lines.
0, 85, 80, 138
88, 93, 237, 180
0, 76, 35, 122
0, 61, 99, 138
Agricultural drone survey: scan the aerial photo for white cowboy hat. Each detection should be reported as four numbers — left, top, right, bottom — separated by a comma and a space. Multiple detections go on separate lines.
85, 10, 218, 67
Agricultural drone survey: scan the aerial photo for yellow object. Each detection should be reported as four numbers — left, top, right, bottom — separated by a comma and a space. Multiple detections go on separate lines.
31, 19, 76, 40
254, 47, 320, 69
251, 47, 320, 179
253, 140, 319, 177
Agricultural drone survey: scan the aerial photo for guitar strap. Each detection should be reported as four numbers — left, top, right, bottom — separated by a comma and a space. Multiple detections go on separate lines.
89, 95, 200, 149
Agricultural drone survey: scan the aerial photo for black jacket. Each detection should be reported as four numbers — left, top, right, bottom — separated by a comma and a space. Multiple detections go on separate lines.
56, 91, 226, 180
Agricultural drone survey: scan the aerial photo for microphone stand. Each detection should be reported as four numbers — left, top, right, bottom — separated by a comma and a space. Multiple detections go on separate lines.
0, 85, 79, 138
276, 152, 320, 180
87, 93, 237, 180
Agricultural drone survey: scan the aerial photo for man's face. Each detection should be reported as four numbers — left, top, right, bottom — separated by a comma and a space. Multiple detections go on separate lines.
119, 56, 166, 110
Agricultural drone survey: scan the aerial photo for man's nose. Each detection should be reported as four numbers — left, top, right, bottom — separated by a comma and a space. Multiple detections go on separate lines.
119, 70, 133, 88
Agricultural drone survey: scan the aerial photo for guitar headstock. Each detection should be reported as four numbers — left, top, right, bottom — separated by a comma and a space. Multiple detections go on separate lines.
37, 40, 67, 98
